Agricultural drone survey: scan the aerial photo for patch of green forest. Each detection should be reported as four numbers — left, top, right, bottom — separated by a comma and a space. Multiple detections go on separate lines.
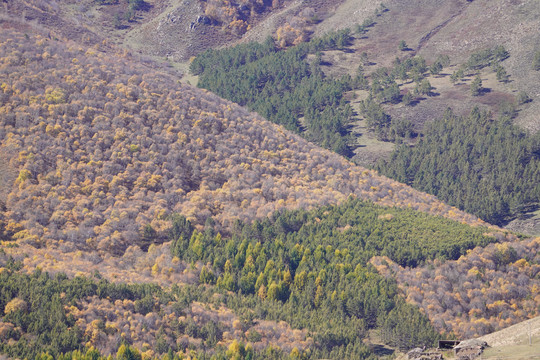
166, 199, 500, 356
174, 198, 496, 269
376, 108, 540, 225
1, 197, 501, 359
190, 31, 356, 156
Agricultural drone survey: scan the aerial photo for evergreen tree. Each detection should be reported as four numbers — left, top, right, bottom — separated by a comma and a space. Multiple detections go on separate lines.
377, 108, 540, 224
470, 75, 483, 96
399, 40, 408, 51
494, 64, 509, 83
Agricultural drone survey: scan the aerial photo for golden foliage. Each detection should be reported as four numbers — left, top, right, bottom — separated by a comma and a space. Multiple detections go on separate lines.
390, 236, 540, 338
275, 8, 316, 47
4, 297, 27, 315
0, 27, 490, 299
202, 0, 272, 36
69, 297, 311, 356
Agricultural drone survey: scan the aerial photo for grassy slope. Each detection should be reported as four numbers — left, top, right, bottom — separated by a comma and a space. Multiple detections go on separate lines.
314, 0, 540, 121
461, 316, 540, 359
306, 0, 539, 152
479, 315, 540, 347
416, 0, 540, 133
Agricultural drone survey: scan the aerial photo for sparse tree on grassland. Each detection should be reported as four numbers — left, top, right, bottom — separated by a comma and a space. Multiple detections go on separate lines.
470, 75, 482, 96
516, 91, 531, 105
399, 40, 408, 51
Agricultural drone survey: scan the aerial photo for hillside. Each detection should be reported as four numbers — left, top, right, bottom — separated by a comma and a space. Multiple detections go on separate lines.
189, 26, 540, 228
478, 315, 540, 348
0, 28, 489, 257
0, 196, 517, 358
5, 0, 540, 116
0, 0, 346, 65
187, 0, 540, 232
1, 3, 540, 359
449, 316, 540, 359
309, 0, 540, 169
4, 1, 540, 140
372, 236, 540, 339
0, 23, 531, 360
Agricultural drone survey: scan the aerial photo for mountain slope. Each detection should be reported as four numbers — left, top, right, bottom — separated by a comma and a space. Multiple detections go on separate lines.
5, 0, 540, 136
0, 28, 488, 257
0, 23, 538, 360
372, 236, 540, 339
312, 0, 540, 131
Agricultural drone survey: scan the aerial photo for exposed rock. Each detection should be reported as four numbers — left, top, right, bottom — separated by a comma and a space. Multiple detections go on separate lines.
407, 347, 424, 359
407, 348, 444, 360
454, 339, 488, 360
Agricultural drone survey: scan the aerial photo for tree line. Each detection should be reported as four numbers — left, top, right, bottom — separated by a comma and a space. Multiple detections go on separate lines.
377, 108, 540, 225
191, 31, 356, 156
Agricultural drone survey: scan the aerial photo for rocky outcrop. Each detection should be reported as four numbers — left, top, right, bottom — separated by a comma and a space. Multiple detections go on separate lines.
454, 339, 488, 360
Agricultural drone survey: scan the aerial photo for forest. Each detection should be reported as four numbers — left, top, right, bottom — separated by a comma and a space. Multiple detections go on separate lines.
377, 108, 540, 225
191, 30, 355, 156
6, 197, 485, 358
0, 28, 483, 258
0, 11, 539, 360
2, 197, 537, 359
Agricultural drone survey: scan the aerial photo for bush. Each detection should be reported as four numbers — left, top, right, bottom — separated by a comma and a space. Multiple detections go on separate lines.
398, 40, 407, 51
134, 295, 155, 315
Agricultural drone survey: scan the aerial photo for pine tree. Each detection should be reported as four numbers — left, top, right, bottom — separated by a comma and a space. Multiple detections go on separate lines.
402, 91, 413, 106
470, 75, 483, 96
430, 62, 443, 76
